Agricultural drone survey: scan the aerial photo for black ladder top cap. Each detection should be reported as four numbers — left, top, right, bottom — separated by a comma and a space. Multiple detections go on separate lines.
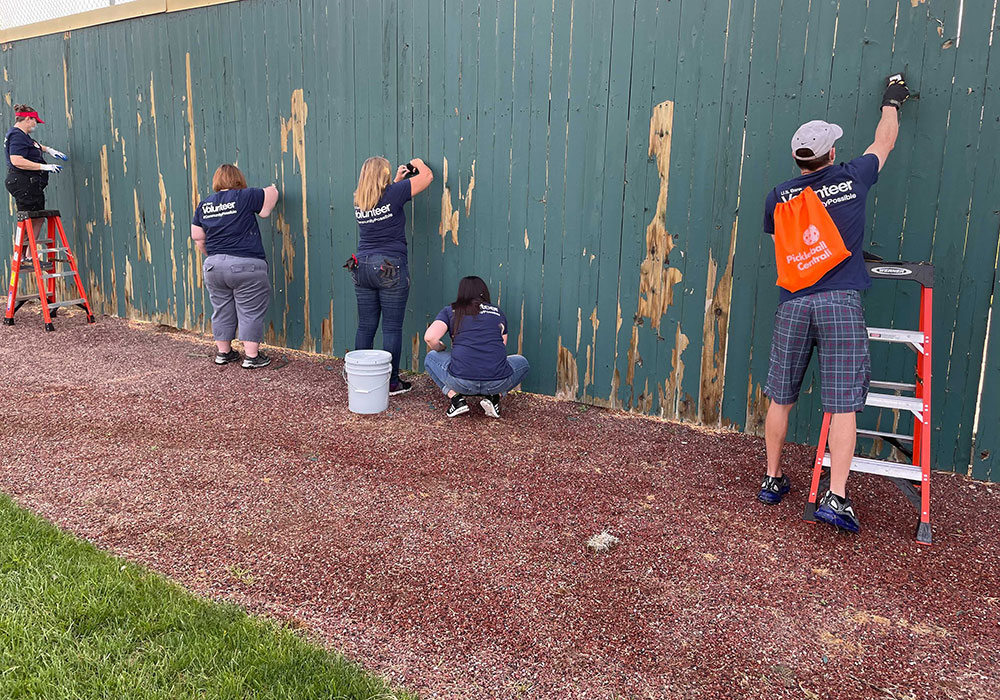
865, 260, 934, 288
17, 209, 61, 221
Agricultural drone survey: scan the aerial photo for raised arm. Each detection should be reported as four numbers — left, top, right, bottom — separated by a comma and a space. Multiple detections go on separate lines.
407, 158, 434, 196
259, 184, 279, 217
864, 75, 908, 172
863, 108, 900, 172
424, 319, 449, 352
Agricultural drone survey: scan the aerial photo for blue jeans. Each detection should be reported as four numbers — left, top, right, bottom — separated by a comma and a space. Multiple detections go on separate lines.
424, 350, 530, 396
353, 253, 409, 384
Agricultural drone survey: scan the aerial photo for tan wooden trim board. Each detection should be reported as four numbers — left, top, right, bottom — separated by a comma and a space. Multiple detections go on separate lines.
0, 0, 241, 43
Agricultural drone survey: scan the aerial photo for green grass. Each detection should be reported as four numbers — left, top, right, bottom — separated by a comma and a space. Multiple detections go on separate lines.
0, 494, 417, 700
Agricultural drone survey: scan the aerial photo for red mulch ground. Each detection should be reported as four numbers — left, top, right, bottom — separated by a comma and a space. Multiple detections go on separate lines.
1, 306, 998, 700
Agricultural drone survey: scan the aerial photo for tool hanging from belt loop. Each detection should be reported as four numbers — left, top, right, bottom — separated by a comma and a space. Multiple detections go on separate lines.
343, 254, 359, 270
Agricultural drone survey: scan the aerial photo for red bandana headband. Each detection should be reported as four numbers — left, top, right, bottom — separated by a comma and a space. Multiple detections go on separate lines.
15, 111, 43, 123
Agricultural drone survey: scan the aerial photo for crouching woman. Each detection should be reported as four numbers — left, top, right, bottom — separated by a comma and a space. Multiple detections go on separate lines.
423, 276, 530, 418
191, 164, 279, 368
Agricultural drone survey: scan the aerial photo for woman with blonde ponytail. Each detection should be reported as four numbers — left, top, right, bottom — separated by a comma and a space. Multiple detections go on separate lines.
351, 155, 433, 395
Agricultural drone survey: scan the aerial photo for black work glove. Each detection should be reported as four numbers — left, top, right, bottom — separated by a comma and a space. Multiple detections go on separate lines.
881, 73, 909, 111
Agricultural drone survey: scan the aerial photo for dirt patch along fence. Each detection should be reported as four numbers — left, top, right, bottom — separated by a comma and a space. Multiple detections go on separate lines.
2, 0, 999, 479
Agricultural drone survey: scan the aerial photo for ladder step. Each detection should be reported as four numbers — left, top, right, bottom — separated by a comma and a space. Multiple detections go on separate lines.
42, 271, 78, 279
866, 392, 924, 418
870, 380, 917, 392
37, 246, 69, 254
856, 428, 914, 443
867, 326, 925, 353
45, 298, 86, 309
822, 454, 923, 481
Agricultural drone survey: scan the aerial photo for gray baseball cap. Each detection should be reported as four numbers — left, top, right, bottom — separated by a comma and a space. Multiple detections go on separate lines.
790, 120, 843, 158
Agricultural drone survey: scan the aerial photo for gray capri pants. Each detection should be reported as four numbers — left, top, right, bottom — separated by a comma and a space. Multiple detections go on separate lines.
203, 254, 270, 343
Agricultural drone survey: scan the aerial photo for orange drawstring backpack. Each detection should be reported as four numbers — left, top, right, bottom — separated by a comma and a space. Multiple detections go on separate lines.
772, 187, 851, 293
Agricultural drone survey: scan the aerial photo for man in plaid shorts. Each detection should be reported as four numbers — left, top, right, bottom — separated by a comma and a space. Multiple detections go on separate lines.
757, 76, 910, 533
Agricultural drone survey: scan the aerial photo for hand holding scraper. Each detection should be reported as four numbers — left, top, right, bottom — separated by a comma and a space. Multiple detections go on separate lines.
881, 73, 910, 112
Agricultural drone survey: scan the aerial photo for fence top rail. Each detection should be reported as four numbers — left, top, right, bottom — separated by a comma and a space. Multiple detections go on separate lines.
0, 0, 239, 43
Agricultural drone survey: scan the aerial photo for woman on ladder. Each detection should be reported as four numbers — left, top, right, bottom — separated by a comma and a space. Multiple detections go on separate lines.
351, 156, 433, 395
4, 104, 67, 232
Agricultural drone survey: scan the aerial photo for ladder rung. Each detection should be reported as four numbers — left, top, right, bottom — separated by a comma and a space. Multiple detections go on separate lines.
870, 380, 917, 392
866, 392, 924, 418
822, 454, 923, 481
867, 326, 925, 353
856, 428, 914, 443
45, 298, 86, 309
43, 271, 78, 279
38, 247, 69, 254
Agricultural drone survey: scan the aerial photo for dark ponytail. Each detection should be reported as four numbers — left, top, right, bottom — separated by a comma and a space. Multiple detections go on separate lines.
450, 276, 491, 336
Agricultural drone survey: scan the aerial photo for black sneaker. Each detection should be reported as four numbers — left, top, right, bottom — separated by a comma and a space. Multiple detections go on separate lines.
215, 349, 241, 365
480, 394, 501, 419
757, 474, 791, 505
815, 490, 861, 533
389, 379, 413, 396
242, 351, 272, 369
446, 395, 469, 418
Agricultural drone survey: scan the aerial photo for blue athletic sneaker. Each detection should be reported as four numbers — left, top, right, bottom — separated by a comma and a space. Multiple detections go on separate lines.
757, 474, 791, 504
815, 490, 861, 533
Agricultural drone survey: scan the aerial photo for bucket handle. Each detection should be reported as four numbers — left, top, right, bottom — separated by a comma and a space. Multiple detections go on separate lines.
343, 368, 390, 394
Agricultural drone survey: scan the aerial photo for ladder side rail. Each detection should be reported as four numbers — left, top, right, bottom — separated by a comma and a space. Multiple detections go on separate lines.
5, 221, 25, 321
918, 285, 932, 534
804, 412, 833, 522
23, 219, 54, 327
45, 215, 57, 306
52, 215, 95, 320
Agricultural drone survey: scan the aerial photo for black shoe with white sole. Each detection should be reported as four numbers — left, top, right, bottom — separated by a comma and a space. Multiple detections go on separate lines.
447, 395, 469, 418
215, 349, 241, 365
242, 351, 272, 369
480, 394, 501, 418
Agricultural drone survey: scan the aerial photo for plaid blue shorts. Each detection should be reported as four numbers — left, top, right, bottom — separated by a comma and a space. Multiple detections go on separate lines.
765, 289, 870, 413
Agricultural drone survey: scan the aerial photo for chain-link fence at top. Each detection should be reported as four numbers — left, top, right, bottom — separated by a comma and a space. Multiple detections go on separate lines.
0, 0, 145, 31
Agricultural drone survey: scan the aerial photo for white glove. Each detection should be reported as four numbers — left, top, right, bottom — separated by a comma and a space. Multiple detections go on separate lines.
39, 164, 62, 173
44, 146, 68, 161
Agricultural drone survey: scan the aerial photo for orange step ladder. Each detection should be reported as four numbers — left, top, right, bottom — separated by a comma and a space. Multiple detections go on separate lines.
803, 261, 933, 544
4, 209, 95, 331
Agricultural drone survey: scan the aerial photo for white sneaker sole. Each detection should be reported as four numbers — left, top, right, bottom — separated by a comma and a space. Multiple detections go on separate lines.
447, 404, 470, 418
480, 398, 500, 418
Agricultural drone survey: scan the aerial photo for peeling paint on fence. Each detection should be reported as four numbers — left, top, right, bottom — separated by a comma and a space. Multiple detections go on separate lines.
62, 55, 72, 128
3, 0, 998, 479
279, 88, 312, 350
99, 145, 111, 225
438, 156, 459, 251
556, 338, 578, 401
184, 53, 199, 212
636, 100, 682, 331
699, 222, 737, 426
463, 160, 475, 217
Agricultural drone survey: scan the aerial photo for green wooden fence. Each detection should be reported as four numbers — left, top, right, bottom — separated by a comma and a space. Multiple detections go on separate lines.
2, 0, 998, 479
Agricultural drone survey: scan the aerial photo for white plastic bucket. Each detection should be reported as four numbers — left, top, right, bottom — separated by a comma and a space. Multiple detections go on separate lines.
344, 349, 392, 414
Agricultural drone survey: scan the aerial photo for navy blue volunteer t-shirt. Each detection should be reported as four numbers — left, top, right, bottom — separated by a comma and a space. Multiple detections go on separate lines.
4, 127, 45, 169
192, 188, 267, 260
435, 303, 513, 381
356, 180, 412, 261
763, 154, 880, 303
